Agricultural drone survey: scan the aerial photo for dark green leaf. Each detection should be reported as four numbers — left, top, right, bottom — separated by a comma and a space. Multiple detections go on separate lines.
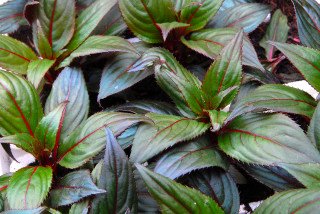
0, 0, 28, 34
259, 9, 289, 61
37, 0, 75, 52
228, 84, 317, 123
157, 22, 189, 41
136, 164, 224, 213
202, 31, 243, 108
33, 23, 54, 59
182, 28, 264, 70
308, 102, 320, 149
230, 82, 261, 112
119, 0, 176, 43
269, 42, 320, 91
208, 3, 270, 33
61, 36, 137, 68
292, 0, 320, 49
131, 113, 210, 163
58, 112, 149, 168
186, 168, 240, 214
0, 70, 43, 136
175, 0, 224, 32
219, 113, 320, 165
7, 166, 52, 209
66, 0, 117, 52
50, 170, 105, 207
154, 136, 228, 179
0, 35, 37, 74
98, 45, 152, 101
27, 59, 55, 90
242, 164, 302, 191
45, 67, 89, 138
91, 128, 137, 213
254, 189, 320, 214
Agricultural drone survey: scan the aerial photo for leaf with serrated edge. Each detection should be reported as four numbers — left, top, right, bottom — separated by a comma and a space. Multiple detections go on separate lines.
58, 112, 149, 168
308, 102, 320, 149
45, 67, 89, 138
254, 189, 320, 214
187, 168, 240, 214
7, 166, 52, 209
91, 128, 137, 213
37, 0, 75, 53
182, 28, 264, 71
269, 42, 320, 92
136, 164, 224, 214
131, 113, 210, 163
157, 22, 190, 41
0, 134, 39, 157
50, 170, 105, 207
219, 113, 320, 165
259, 9, 289, 61
292, 0, 320, 49
27, 59, 55, 89
209, 3, 270, 33
119, 0, 176, 43
61, 36, 137, 68
227, 84, 317, 123
202, 30, 243, 108
0, 70, 43, 136
154, 136, 228, 179
0, 35, 37, 74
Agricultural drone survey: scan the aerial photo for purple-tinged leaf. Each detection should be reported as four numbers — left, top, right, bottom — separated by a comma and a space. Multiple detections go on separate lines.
157, 22, 189, 41
91, 128, 137, 213
50, 170, 105, 207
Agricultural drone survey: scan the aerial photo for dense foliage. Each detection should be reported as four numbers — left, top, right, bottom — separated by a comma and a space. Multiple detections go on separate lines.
0, 0, 319, 213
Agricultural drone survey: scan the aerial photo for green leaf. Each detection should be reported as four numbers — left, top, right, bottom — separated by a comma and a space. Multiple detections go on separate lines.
292, 0, 320, 49
219, 113, 320, 165
308, 102, 320, 149
7, 166, 53, 209
92, 3, 127, 36
154, 136, 228, 179
0, 35, 37, 74
130, 113, 210, 163
280, 163, 320, 189
254, 189, 320, 214
35, 102, 67, 154
0, 70, 43, 136
91, 128, 137, 213
157, 22, 190, 41
58, 112, 149, 168
66, 0, 118, 52
228, 84, 317, 123
135, 48, 205, 116
0, 0, 28, 34
45, 67, 89, 138
27, 59, 55, 89
37, 0, 75, 52
119, 0, 176, 43
207, 110, 230, 132
98, 45, 152, 101
269, 42, 320, 92
1, 207, 47, 214
242, 164, 302, 191
0, 173, 10, 193
259, 9, 289, 61
202, 31, 243, 108
61, 36, 137, 68
136, 164, 224, 214
186, 168, 240, 214
69, 199, 90, 214
33, 23, 54, 59
0, 134, 38, 157
182, 28, 264, 71
176, 0, 224, 32
50, 170, 105, 207
208, 3, 270, 33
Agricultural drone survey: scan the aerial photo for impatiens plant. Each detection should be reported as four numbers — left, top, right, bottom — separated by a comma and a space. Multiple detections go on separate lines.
0, 0, 319, 213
